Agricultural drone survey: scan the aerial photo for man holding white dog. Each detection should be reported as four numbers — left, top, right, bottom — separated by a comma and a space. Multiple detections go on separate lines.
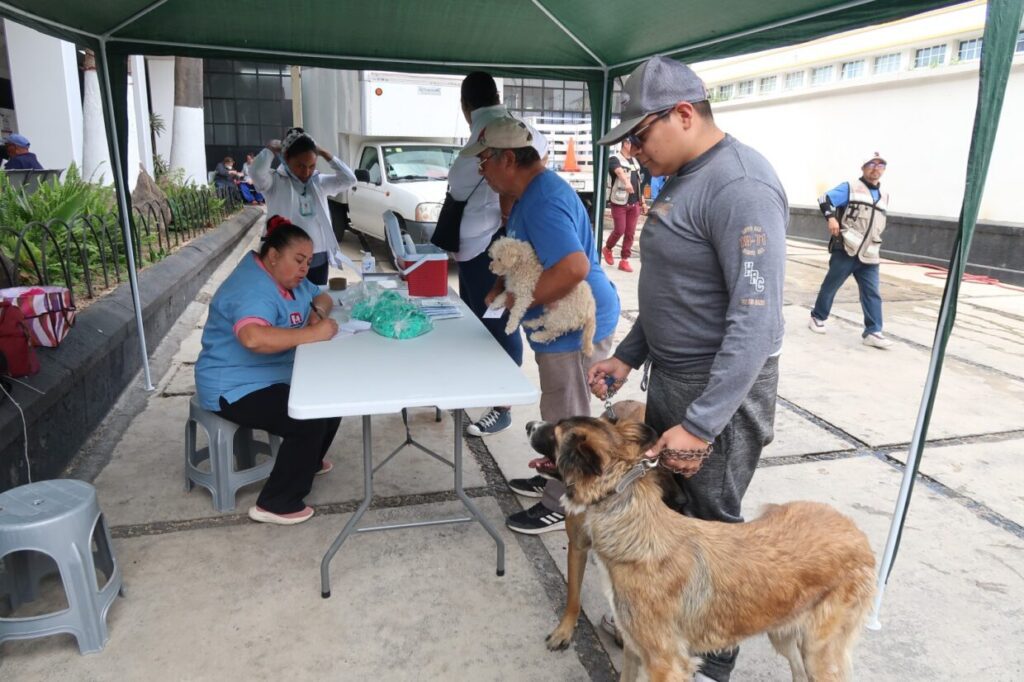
462, 117, 620, 535
589, 56, 787, 682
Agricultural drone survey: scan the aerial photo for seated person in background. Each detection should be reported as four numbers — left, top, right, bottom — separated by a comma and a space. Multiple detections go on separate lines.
3, 134, 43, 170
213, 156, 243, 199
194, 215, 340, 526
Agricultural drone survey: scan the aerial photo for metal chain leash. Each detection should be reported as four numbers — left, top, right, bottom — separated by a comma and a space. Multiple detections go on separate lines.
600, 375, 626, 420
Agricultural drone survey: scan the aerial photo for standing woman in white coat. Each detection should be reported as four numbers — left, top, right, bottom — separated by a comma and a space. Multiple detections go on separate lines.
251, 127, 357, 285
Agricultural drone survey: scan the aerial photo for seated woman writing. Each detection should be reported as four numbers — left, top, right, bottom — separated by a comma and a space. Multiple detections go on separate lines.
194, 215, 339, 525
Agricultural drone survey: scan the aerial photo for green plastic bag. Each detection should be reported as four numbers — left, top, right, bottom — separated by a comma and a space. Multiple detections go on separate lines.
351, 290, 433, 339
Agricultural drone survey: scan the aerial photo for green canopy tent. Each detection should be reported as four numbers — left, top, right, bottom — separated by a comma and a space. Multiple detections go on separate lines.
1, 0, 1020, 624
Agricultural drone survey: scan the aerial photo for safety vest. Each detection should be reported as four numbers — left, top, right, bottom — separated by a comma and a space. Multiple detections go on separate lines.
609, 153, 640, 206
839, 178, 889, 264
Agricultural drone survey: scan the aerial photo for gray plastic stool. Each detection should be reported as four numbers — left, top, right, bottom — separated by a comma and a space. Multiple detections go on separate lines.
185, 395, 281, 512
0, 480, 123, 654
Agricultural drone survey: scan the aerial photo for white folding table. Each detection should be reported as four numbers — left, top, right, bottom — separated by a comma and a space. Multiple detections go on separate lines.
288, 291, 538, 597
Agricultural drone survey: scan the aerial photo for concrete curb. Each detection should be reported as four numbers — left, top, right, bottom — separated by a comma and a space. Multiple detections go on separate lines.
0, 207, 262, 491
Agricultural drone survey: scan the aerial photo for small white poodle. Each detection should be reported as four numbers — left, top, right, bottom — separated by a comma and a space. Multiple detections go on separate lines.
488, 237, 596, 355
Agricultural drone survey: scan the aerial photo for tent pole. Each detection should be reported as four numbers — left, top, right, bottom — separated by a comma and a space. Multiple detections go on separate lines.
866, 0, 1023, 630
865, 301, 947, 630
98, 38, 154, 391
593, 69, 609, 236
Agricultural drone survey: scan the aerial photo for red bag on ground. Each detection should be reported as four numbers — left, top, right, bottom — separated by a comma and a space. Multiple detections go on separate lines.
0, 286, 76, 347
0, 302, 40, 377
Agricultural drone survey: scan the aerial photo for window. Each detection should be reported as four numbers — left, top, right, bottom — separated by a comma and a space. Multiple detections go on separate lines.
717, 84, 734, 100
784, 71, 804, 89
736, 80, 754, 97
758, 76, 777, 94
914, 44, 947, 68
358, 147, 381, 184
810, 65, 834, 86
840, 60, 865, 80
503, 79, 594, 124
202, 59, 293, 155
874, 53, 901, 74
382, 145, 458, 181
1016, 30, 1023, 53
958, 39, 983, 61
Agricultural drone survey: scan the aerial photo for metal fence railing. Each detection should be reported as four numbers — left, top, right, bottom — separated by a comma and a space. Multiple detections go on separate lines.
0, 186, 242, 302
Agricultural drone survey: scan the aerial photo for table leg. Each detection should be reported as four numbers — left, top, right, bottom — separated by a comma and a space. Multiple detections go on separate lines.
452, 410, 506, 576
320, 415, 374, 598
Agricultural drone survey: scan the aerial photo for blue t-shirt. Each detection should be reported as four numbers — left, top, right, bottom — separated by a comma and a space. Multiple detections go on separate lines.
194, 252, 321, 410
506, 170, 620, 353
825, 181, 881, 209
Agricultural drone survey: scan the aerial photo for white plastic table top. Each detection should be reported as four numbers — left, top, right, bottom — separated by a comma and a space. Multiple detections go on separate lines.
288, 290, 539, 419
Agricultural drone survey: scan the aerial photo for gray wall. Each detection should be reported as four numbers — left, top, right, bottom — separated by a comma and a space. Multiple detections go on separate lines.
788, 206, 1024, 286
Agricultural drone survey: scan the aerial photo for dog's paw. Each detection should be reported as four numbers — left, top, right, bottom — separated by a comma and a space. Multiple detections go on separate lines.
545, 628, 574, 651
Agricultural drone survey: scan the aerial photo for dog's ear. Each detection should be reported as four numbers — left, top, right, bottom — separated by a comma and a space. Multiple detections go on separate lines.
617, 422, 659, 450
558, 430, 602, 477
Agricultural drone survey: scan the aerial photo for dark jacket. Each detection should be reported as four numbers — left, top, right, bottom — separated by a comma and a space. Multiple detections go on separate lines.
4, 152, 43, 170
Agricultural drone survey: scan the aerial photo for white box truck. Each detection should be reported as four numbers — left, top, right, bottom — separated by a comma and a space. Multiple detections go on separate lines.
301, 69, 469, 246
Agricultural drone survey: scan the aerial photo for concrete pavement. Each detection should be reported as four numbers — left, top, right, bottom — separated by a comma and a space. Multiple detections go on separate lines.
1, 217, 1022, 681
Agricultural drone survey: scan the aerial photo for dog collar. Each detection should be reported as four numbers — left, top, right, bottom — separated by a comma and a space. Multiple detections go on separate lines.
615, 457, 659, 493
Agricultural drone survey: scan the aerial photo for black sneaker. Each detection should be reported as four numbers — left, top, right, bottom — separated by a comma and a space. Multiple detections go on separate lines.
467, 408, 512, 437
506, 502, 565, 535
508, 475, 547, 498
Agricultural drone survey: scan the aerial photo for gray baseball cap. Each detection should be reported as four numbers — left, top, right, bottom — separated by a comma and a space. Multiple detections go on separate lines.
597, 56, 709, 146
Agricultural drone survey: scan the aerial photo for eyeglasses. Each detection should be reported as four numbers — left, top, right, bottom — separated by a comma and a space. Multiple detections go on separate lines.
627, 108, 674, 149
477, 150, 498, 171
865, 161, 887, 169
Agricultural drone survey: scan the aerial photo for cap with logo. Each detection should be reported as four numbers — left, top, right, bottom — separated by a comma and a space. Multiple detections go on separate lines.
597, 56, 709, 146
863, 152, 886, 166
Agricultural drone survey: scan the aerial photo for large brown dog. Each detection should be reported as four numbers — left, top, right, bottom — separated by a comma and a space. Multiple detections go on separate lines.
525, 399, 655, 651
540, 415, 877, 682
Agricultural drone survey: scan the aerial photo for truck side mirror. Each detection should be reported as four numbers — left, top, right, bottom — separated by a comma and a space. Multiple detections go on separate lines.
355, 169, 371, 183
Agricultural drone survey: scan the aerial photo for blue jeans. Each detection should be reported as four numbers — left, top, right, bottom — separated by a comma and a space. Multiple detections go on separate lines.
811, 249, 883, 335
457, 247, 523, 366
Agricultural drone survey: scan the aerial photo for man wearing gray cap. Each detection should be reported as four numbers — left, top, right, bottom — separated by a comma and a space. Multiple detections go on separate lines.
588, 55, 788, 682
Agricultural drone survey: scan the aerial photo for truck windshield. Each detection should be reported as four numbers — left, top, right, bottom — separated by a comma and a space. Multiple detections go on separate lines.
382, 146, 458, 182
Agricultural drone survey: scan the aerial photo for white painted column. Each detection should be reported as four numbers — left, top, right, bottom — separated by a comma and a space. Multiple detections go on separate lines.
130, 55, 153, 179
4, 20, 83, 173
82, 51, 112, 184
168, 57, 207, 186
145, 56, 175, 164
126, 68, 141, 191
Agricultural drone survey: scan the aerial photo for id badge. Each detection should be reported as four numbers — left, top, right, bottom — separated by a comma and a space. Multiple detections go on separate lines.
298, 192, 314, 217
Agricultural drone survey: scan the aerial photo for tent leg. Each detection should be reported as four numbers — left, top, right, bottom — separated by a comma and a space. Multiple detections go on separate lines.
98, 39, 153, 391
593, 70, 610, 240
867, 0, 1024, 629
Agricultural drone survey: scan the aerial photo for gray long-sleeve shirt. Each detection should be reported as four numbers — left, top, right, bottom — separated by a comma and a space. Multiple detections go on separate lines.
615, 134, 787, 442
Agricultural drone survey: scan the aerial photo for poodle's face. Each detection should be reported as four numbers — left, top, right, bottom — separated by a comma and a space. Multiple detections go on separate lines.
489, 238, 530, 276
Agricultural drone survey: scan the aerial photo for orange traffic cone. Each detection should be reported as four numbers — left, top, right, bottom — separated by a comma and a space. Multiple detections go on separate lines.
563, 137, 581, 172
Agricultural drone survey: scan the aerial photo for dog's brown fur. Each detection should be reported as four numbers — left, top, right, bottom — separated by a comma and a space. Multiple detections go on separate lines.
548, 416, 876, 682
528, 399, 649, 652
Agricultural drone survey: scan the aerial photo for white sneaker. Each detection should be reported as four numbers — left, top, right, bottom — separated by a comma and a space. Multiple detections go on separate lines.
862, 332, 893, 349
808, 315, 826, 334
